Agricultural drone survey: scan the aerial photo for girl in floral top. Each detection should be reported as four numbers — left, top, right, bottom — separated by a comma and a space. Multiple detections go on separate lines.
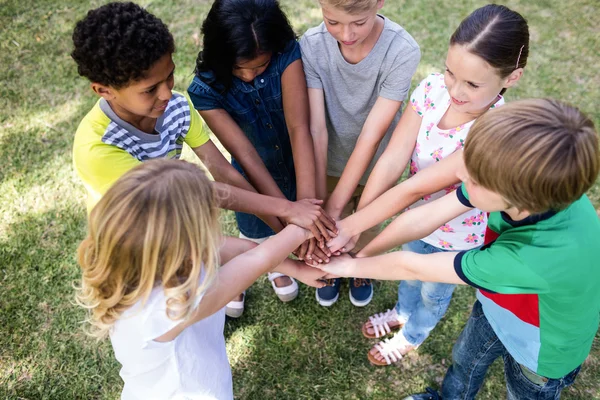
326, 4, 529, 366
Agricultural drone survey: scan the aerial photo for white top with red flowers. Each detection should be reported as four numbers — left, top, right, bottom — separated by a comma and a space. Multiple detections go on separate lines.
408, 73, 504, 251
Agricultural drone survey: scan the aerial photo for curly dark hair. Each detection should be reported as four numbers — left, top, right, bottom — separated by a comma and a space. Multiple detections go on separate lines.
195, 0, 296, 90
71, 2, 175, 88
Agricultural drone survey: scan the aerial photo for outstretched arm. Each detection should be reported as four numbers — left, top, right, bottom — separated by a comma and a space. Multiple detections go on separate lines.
193, 140, 283, 232
195, 140, 336, 237
357, 190, 471, 258
317, 251, 464, 284
199, 108, 287, 200
328, 151, 464, 253
282, 60, 317, 201
307, 88, 329, 201
325, 97, 403, 219
156, 225, 310, 342
356, 103, 422, 209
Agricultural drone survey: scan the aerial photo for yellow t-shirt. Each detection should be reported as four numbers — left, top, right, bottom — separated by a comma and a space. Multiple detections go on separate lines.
73, 92, 210, 213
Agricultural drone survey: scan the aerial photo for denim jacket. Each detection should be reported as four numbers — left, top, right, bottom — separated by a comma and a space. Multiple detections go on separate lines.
188, 40, 301, 238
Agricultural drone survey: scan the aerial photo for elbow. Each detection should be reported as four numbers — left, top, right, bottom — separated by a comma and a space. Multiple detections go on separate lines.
402, 178, 428, 203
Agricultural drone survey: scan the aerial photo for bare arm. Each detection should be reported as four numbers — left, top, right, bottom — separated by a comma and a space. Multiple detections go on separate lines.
356, 105, 422, 209
199, 108, 286, 199
327, 151, 464, 252
307, 88, 329, 200
193, 141, 283, 232
282, 60, 316, 200
156, 225, 309, 341
318, 251, 464, 284
357, 190, 471, 257
325, 97, 402, 219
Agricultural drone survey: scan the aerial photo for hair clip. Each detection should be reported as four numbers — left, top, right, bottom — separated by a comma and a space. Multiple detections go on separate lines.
516, 45, 524, 69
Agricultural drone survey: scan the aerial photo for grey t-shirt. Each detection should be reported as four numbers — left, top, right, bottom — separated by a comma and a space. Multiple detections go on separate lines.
300, 16, 420, 184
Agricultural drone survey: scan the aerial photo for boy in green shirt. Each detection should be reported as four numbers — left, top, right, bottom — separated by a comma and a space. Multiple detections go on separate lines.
319, 99, 600, 399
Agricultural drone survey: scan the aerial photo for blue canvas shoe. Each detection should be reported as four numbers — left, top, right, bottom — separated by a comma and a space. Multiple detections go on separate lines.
349, 278, 373, 307
316, 278, 341, 306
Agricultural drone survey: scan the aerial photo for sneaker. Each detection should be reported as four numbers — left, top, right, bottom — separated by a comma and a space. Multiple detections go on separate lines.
402, 388, 441, 400
316, 278, 341, 306
349, 278, 373, 307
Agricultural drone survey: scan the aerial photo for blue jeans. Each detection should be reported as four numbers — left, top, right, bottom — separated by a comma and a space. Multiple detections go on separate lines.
441, 300, 580, 399
395, 240, 456, 346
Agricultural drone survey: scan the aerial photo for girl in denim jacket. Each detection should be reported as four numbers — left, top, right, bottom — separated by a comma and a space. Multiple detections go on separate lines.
188, 0, 335, 317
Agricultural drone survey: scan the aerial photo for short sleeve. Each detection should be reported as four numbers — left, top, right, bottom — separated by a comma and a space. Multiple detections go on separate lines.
299, 34, 323, 90
184, 96, 210, 149
74, 139, 141, 213
141, 290, 183, 347
141, 277, 206, 346
456, 183, 473, 208
409, 73, 444, 117
276, 40, 302, 73
454, 243, 550, 294
379, 47, 421, 102
187, 76, 223, 112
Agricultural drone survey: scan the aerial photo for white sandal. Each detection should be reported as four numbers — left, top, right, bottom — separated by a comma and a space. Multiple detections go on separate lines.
268, 272, 298, 302
225, 291, 245, 318
368, 330, 418, 366
362, 308, 407, 339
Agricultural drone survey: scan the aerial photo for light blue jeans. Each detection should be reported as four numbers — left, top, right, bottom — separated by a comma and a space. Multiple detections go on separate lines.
395, 240, 456, 346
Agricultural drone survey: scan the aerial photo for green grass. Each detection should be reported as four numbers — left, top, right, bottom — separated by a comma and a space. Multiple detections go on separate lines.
1, 0, 599, 398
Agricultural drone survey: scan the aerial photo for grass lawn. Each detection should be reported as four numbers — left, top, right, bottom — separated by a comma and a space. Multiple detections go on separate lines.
1, 0, 599, 398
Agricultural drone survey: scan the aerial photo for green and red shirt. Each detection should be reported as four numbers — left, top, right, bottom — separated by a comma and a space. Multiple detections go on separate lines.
454, 184, 600, 378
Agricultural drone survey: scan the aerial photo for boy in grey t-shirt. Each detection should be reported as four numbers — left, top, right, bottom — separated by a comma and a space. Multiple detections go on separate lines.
299, 0, 420, 307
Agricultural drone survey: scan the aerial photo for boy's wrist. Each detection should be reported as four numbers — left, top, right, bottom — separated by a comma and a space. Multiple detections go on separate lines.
279, 199, 294, 220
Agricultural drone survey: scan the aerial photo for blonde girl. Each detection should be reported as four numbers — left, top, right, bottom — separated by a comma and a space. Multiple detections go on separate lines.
76, 159, 326, 399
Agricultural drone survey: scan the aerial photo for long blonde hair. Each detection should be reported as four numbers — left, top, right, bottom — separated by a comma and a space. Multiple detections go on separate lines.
76, 160, 221, 339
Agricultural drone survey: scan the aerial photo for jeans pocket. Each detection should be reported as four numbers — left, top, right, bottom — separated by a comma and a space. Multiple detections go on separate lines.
518, 363, 549, 387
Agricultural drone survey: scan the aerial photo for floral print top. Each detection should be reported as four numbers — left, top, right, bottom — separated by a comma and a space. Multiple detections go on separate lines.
408, 73, 504, 250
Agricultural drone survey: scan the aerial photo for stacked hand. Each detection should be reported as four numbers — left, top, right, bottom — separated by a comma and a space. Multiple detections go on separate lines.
325, 219, 360, 254
309, 253, 354, 278
283, 199, 340, 263
282, 199, 337, 243
290, 260, 339, 288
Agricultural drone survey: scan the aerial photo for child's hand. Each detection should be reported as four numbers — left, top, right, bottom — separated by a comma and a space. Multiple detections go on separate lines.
290, 261, 333, 288
326, 219, 360, 254
293, 238, 331, 263
283, 199, 338, 243
314, 253, 355, 278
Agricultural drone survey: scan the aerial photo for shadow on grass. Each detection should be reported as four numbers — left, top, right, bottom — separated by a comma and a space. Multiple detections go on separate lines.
223, 280, 475, 399
224, 279, 599, 400
0, 205, 122, 400
0, 94, 94, 187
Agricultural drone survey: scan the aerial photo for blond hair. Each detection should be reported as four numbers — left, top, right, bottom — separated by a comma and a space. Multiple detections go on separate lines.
318, 0, 378, 14
464, 99, 599, 213
76, 160, 221, 339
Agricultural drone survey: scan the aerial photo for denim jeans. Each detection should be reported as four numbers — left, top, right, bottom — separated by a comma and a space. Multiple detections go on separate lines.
441, 300, 580, 399
395, 240, 456, 346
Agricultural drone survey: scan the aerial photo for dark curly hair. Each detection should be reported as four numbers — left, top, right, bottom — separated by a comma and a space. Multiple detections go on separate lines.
195, 0, 296, 90
71, 2, 175, 88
